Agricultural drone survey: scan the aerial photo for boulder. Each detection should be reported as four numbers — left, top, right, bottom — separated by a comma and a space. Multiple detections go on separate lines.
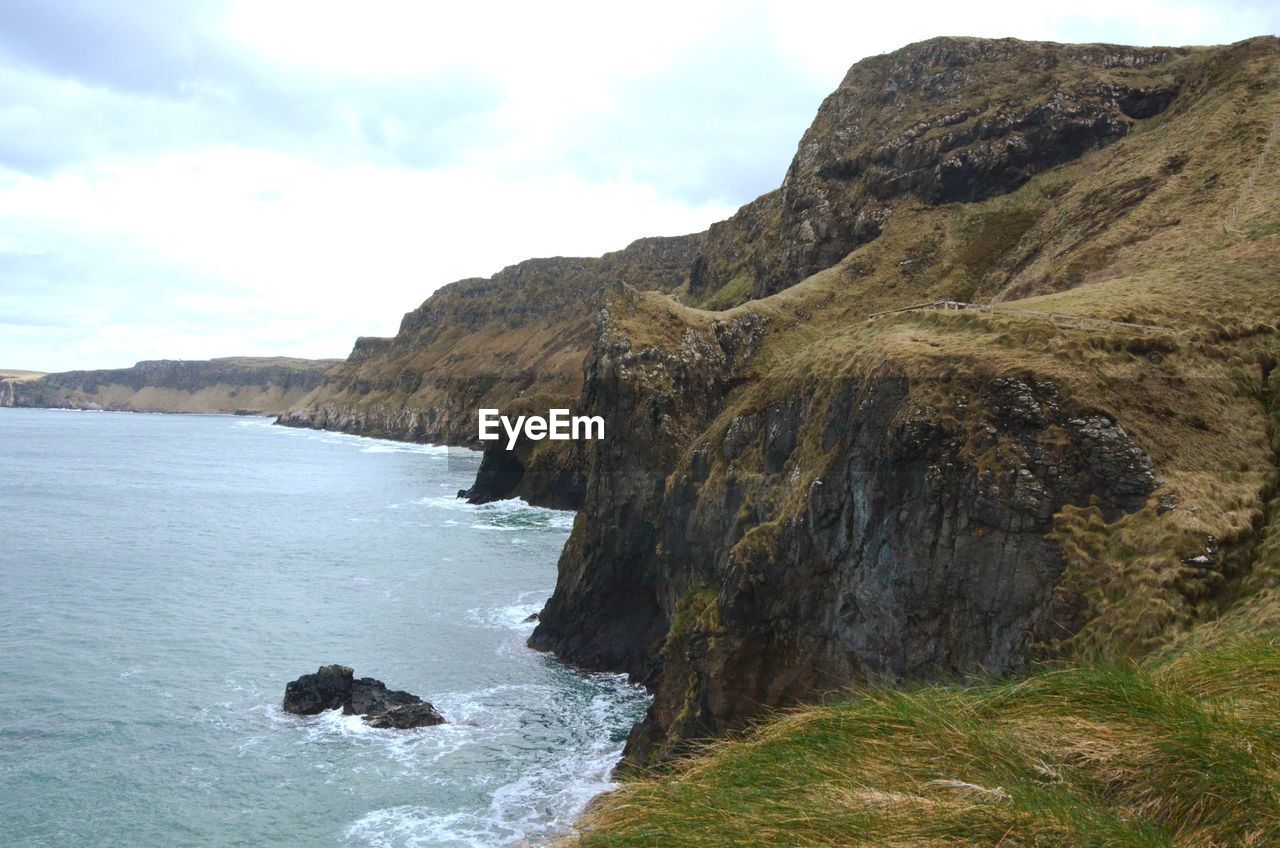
365, 703, 446, 729
348, 677, 422, 716
282, 665, 445, 729
282, 664, 354, 715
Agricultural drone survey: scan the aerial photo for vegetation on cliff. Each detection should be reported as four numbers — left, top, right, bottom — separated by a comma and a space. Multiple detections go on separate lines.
275, 31, 1278, 844
532, 31, 1277, 759
542, 32, 1280, 846
578, 463, 1280, 846
575, 631, 1280, 846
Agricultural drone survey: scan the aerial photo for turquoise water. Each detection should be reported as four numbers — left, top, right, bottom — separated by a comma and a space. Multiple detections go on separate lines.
0, 408, 648, 847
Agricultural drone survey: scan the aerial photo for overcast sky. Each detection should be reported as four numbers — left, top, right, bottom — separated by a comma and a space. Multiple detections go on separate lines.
1, 1, 1275, 371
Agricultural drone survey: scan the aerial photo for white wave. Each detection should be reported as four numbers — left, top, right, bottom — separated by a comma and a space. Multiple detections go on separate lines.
235, 419, 474, 460
359, 442, 453, 456
465, 592, 546, 631
231, 417, 276, 428
411, 496, 576, 532
343, 676, 648, 848
260, 704, 478, 777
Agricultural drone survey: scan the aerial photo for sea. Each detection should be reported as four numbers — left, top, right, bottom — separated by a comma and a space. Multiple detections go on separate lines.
0, 408, 649, 847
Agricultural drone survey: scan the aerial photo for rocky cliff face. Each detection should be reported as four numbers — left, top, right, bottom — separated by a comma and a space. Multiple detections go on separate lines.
279, 234, 703, 446
528, 294, 1168, 765
688, 37, 1194, 302
1, 357, 339, 414
504, 35, 1280, 767
527, 292, 771, 679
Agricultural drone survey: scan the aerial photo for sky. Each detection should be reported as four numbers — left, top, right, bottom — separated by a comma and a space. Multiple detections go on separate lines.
0, 1, 1276, 371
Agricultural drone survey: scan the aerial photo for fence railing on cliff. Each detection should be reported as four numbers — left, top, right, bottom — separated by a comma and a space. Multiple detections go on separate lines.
867, 300, 1176, 336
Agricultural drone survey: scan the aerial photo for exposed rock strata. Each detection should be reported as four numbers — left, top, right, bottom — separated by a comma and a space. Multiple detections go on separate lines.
522, 292, 1160, 765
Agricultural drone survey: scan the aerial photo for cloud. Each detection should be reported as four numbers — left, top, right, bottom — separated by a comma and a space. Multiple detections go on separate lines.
0, 0, 1275, 371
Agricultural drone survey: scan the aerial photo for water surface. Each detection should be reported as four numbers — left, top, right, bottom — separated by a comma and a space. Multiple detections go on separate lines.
0, 409, 647, 847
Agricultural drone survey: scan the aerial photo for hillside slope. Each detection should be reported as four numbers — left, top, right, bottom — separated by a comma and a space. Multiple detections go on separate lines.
282, 37, 1210, 456
0, 357, 340, 415
489, 34, 1280, 773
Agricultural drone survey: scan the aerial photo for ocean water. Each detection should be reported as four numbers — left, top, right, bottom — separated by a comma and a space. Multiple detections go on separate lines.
0, 408, 648, 847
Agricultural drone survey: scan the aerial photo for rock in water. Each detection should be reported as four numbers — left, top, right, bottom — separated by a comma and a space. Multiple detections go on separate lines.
365, 703, 447, 729
282, 665, 445, 728
348, 677, 424, 715
282, 664, 355, 715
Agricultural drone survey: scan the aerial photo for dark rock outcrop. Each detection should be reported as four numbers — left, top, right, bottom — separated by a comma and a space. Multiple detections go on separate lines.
528, 293, 771, 685
282, 664, 354, 714
365, 703, 449, 729
282, 665, 445, 729
460, 422, 585, 510
625, 375, 1157, 766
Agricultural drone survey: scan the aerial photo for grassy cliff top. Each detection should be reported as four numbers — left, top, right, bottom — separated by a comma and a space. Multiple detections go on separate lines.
576, 606, 1280, 846
573, 35, 1280, 843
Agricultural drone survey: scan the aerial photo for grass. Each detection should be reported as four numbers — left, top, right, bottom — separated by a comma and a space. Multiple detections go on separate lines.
575, 627, 1280, 847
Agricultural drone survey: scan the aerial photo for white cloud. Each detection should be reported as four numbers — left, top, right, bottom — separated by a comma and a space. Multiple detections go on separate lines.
0, 148, 730, 367
0, 0, 1275, 370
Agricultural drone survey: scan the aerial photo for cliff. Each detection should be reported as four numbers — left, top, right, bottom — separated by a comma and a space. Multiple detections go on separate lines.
277, 234, 703, 458
284, 37, 1214, 463
687, 37, 1197, 303
485, 35, 1280, 768
1, 357, 340, 415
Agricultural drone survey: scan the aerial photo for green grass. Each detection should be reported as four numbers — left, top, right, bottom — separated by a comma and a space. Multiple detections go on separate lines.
575, 630, 1280, 847
698, 273, 754, 311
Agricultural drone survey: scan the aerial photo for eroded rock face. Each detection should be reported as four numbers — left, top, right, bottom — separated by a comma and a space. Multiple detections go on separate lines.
527, 294, 770, 685
689, 37, 1193, 301
282, 665, 445, 729
527, 291, 1158, 767
623, 374, 1156, 765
